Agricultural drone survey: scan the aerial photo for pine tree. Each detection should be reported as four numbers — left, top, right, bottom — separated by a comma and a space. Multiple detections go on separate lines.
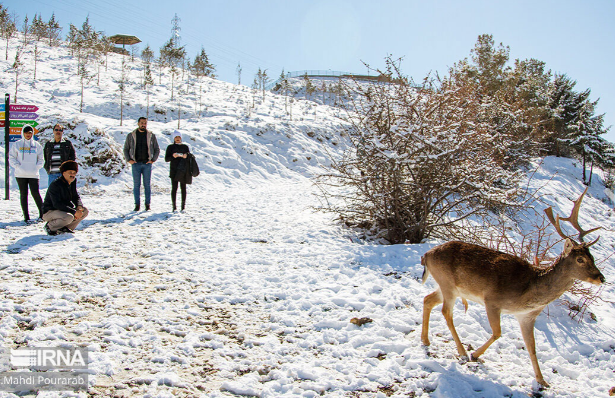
260, 69, 270, 100
21, 14, 28, 47
160, 34, 185, 100
303, 73, 315, 100
192, 47, 215, 78
141, 45, 155, 87
66, 24, 78, 56
47, 13, 62, 46
0, 6, 17, 60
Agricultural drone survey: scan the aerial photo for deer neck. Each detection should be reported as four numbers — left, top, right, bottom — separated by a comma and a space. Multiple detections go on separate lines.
532, 257, 575, 301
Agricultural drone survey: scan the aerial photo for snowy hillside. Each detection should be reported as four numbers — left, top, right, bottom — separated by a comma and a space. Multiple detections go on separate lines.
1, 35, 615, 398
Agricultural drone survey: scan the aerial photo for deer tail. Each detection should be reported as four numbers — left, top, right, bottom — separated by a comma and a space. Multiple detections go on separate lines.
421, 255, 430, 284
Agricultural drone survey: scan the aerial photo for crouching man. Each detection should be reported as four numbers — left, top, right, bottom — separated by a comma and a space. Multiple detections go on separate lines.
42, 160, 89, 235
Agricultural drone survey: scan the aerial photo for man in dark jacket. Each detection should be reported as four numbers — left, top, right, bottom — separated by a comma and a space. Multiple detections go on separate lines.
42, 160, 89, 235
123, 117, 160, 211
44, 124, 76, 185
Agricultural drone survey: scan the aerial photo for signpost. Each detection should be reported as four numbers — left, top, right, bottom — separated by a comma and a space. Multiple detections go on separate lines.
3, 95, 8, 200
3, 97, 40, 200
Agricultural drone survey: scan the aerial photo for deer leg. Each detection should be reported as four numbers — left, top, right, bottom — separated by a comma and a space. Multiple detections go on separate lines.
421, 289, 443, 346
471, 304, 501, 360
441, 297, 468, 358
517, 312, 549, 388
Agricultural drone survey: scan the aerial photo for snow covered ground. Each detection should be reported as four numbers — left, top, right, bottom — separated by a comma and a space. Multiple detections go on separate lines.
0, 34, 614, 397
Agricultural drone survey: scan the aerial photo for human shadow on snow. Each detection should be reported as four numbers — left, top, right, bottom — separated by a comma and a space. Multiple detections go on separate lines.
6, 233, 73, 253
0, 220, 29, 229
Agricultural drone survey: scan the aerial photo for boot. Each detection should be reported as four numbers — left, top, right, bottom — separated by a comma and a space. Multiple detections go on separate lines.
181, 201, 186, 212
172, 197, 177, 212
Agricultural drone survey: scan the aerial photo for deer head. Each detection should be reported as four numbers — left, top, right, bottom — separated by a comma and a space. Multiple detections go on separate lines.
545, 187, 604, 285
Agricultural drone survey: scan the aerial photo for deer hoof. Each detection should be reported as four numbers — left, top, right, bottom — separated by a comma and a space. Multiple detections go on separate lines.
537, 378, 550, 389
469, 353, 481, 362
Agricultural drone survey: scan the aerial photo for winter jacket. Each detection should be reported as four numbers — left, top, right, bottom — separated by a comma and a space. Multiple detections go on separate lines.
42, 175, 84, 215
9, 133, 44, 179
165, 143, 192, 184
123, 129, 160, 163
44, 138, 76, 173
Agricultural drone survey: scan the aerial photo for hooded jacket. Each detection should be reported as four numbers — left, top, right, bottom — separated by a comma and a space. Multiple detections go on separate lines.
9, 128, 45, 179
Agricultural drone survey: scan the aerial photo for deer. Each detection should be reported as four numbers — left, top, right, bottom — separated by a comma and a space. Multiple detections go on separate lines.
420, 187, 605, 387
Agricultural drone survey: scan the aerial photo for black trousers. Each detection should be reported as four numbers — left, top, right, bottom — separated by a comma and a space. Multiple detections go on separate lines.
171, 180, 187, 208
16, 177, 43, 221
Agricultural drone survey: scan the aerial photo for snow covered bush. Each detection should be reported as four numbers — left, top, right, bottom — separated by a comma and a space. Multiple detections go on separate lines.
317, 57, 525, 244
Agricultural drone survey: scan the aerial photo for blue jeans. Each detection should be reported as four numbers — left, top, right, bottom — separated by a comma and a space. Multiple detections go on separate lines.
131, 162, 152, 205
48, 173, 61, 186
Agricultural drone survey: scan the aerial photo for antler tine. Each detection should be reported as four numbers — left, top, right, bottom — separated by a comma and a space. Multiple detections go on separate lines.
544, 207, 571, 241
558, 187, 602, 242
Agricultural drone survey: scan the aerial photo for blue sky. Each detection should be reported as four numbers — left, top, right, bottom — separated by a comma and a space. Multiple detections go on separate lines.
8, 0, 615, 142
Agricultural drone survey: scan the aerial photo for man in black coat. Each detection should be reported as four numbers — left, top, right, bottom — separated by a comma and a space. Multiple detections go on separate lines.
42, 160, 89, 235
44, 124, 76, 185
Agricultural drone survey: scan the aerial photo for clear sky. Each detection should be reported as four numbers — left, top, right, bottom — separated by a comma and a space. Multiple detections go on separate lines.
7, 0, 615, 142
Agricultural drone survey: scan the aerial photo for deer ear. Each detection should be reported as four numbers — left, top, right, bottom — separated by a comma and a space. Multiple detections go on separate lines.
563, 238, 575, 256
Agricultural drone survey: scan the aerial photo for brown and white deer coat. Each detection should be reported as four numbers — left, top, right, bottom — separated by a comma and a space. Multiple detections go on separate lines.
420, 188, 605, 387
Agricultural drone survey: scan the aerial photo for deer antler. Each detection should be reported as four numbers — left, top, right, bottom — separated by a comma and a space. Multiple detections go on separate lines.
544, 187, 601, 245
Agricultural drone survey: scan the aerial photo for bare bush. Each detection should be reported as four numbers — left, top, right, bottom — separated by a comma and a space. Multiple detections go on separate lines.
316, 57, 524, 244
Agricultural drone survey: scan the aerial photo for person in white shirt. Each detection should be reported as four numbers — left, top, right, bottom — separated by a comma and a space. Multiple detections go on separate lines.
9, 125, 45, 223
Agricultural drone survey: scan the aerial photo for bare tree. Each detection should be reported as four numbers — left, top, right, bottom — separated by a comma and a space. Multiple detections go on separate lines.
316, 57, 524, 244
12, 46, 23, 103
114, 56, 131, 126
31, 14, 46, 80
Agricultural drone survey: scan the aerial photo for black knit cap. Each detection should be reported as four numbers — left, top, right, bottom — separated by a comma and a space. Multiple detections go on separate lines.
22, 125, 34, 134
60, 160, 79, 173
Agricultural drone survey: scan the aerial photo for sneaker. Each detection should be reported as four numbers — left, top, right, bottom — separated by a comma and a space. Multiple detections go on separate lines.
44, 223, 58, 236
134, 204, 140, 211
145, 204, 150, 211
58, 226, 74, 234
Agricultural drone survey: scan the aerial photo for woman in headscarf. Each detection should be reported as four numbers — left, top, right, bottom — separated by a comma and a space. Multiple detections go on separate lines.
9, 125, 44, 223
164, 130, 192, 212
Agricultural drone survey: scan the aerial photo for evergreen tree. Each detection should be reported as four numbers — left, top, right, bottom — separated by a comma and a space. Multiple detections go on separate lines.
192, 47, 215, 78
303, 73, 315, 100
141, 45, 155, 118
0, 5, 16, 60
160, 35, 185, 100
260, 69, 270, 100
47, 13, 62, 46
66, 23, 78, 56
21, 14, 28, 46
